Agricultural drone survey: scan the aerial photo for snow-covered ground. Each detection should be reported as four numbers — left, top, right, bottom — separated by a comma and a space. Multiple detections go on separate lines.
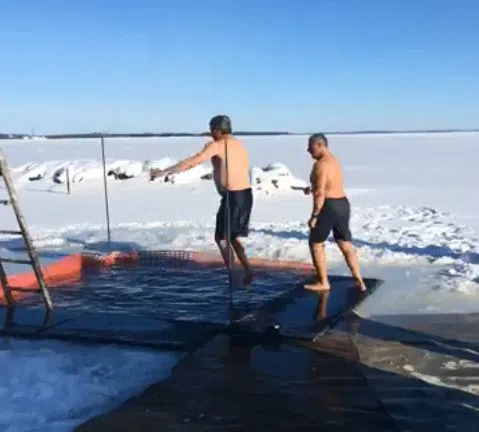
1, 132, 479, 430
2, 133, 478, 306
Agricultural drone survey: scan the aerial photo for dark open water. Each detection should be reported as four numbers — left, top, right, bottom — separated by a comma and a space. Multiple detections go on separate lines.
22, 263, 307, 324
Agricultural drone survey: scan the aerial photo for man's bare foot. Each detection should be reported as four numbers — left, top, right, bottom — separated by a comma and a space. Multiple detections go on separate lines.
304, 282, 331, 292
355, 278, 367, 292
243, 271, 254, 288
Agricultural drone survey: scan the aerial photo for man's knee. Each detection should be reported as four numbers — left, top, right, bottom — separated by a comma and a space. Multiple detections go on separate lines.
231, 237, 243, 247
309, 239, 325, 248
336, 239, 353, 253
309, 241, 326, 257
215, 235, 226, 246
217, 236, 240, 249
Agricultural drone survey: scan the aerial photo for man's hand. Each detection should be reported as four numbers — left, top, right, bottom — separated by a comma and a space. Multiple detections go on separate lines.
150, 141, 219, 183
150, 168, 168, 181
308, 215, 317, 230
304, 186, 312, 195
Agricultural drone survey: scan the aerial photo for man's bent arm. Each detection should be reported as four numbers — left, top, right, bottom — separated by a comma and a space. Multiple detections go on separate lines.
312, 163, 327, 217
164, 141, 218, 175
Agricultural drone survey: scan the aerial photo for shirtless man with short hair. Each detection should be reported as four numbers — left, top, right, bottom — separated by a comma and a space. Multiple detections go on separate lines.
150, 115, 254, 286
303, 133, 366, 292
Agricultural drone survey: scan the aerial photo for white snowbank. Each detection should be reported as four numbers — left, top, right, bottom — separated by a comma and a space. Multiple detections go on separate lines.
0, 339, 179, 432
9, 155, 307, 192
250, 162, 308, 195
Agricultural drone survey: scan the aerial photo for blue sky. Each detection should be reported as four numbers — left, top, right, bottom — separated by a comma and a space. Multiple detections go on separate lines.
1, 0, 478, 133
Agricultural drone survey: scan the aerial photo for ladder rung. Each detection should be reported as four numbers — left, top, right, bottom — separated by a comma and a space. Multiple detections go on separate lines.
0, 230, 22, 235
9, 286, 41, 293
0, 257, 32, 264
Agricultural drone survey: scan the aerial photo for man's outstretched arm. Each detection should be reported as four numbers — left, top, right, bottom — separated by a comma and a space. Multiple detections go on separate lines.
151, 141, 219, 179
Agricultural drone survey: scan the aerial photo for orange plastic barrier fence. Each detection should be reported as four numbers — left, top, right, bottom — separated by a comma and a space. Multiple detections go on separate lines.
1, 249, 314, 305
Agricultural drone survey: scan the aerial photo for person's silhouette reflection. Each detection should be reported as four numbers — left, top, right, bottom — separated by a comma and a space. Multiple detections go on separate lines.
313, 291, 330, 322
312, 285, 368, 323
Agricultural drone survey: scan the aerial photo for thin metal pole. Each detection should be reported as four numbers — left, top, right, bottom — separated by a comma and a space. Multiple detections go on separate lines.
224, 138, 233, 324
66, 166, 71, 195
100, 136, 111, 246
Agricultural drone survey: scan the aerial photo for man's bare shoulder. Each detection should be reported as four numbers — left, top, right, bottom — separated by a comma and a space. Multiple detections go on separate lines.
314, 158, 330, 171
224, 136, 243, 146
203, 139, 220, 150
214, 136, 247, 152
203, 139, 218, 147
328, 154, 343, 172
197, 140, 220, 159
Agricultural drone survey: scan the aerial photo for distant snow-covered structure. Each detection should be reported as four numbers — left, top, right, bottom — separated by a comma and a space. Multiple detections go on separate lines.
166, 164, 212, 185
249, 162, 308, 193
9, 153, 308, 196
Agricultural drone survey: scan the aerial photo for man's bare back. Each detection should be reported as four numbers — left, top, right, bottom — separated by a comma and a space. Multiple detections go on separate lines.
210, 137, 251, 194
310, 153, 346, 199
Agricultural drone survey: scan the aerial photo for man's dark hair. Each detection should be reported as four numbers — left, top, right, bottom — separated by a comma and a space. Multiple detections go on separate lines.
309, 133, 328, 147
209, 115, 232, 134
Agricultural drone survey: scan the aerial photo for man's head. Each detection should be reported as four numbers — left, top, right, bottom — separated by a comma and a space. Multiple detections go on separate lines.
209, 115, 232, 140
307, 133, 328, 159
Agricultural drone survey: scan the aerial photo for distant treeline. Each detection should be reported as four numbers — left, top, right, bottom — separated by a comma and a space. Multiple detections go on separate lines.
0, 133, 25, 139
1, 129, 478, 140
0, 131, 290, 139
45, 131, 291, 139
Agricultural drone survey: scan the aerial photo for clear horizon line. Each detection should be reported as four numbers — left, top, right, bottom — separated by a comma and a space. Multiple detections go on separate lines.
2, 127, 479, 138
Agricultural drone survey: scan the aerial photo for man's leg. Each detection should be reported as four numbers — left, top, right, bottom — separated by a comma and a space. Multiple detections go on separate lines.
229, 188, 254, 286
231, 237, 254, 286
332, 197, 367, 292
304, 241, 331, 292
215, 236, 236, 270
215, 236, 254, 288
215, 195, 236, 269
336, 240, 366, 292
304, 204, 331, 292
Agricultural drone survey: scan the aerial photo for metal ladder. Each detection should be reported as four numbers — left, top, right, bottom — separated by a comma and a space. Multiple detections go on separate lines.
0, 149, 53, 310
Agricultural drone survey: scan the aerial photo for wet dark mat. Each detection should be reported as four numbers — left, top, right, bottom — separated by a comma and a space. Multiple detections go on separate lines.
231, 275, 382, 340
335, 312, 479, 432
77, 313, 479, 432
359, 312, 479, 345
76, 334, 396, 432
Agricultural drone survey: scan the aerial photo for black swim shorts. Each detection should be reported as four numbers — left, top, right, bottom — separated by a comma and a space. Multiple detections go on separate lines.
215, 188, 253, 240
309, 197, 352, 243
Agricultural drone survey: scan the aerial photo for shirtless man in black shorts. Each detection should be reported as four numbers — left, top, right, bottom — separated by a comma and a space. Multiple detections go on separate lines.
303, 133, 366, 292
150, 115, 254, 286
